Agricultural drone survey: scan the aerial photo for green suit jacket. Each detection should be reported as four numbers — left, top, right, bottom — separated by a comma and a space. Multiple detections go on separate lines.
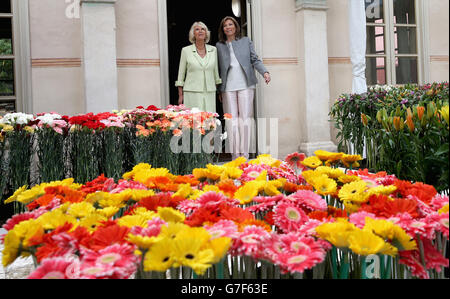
175, 44, 222, 92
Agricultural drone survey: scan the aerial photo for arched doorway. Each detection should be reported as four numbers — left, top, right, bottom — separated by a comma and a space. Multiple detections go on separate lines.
166, 0, 249, 115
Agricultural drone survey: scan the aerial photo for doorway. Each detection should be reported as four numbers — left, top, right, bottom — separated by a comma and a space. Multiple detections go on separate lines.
166, 0, 249, 113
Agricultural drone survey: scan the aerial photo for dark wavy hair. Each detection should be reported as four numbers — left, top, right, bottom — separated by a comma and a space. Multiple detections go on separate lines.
218, 16, 241, 43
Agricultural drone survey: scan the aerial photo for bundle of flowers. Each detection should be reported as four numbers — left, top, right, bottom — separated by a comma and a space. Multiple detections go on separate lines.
330, 82, 449, 192
1, 149, 447, 279
0, 106, 221, 214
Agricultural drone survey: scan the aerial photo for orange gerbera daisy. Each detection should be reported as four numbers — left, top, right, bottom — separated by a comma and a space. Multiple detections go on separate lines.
89, 221, 130, 251
282, 182, 313, 194
217, 179, 239, 198
220, 206, 255, 223
238, 219, 272, 233
44, 186, 85, 204
174, 175, 200, 186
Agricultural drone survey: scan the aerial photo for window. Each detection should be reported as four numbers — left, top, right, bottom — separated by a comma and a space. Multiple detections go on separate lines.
0, 0, 15, 114
365, 0, 421, 86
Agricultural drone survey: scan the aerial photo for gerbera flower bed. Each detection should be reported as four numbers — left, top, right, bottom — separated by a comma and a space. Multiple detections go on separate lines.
0, 105, 220, 215
1, 150, 448, 279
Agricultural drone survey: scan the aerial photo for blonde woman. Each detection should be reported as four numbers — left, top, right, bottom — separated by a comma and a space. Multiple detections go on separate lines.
216, 16, 271, 160
175, 22, 222, 113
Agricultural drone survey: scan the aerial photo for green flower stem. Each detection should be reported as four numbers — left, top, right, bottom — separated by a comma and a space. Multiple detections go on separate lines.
360, 255, 367, 279
331, 247, 338, 279
215, 259, 225, 279
379, 254, 385, 279
339, 252, 350, 279
383, 256, 392, 279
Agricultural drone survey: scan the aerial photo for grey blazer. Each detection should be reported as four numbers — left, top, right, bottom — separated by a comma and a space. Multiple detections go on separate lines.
216, 37, 268, 92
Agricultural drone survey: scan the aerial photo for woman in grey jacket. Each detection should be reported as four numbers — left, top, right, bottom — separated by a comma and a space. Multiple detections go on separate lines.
216, 16, 271, 160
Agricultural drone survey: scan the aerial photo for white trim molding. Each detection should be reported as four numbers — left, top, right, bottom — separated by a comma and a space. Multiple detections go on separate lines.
158, 0, 170, 108
13, 0, 33, 113
295, 0, 328, 11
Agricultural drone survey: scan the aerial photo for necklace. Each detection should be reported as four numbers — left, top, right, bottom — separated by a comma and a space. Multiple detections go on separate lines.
196, 44, 206, 57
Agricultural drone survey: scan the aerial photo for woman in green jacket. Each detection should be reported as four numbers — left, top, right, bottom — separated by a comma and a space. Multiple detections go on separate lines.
175, 22, 222, 113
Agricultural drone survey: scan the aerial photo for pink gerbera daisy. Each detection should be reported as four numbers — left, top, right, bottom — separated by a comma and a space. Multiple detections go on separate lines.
240, 164, 268, 182
2, 212, 37, 232
288, 190, 327, 212
268, 233, 326, 274
285, 152, 307, 171
430, 194, 449, 211
204, 220, 239, 239
28, 256, 80, 279
231, 225, 270, 258
247, 195, 286, 213
80, 243, 138, 279
130, 218, 166, 237
349, 211, 378, 229
273, 201, 308, 233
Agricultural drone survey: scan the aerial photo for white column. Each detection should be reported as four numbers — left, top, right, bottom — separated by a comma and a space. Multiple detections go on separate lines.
348, 0, 368, 94
296, 0, 337, 156
81, 0, 118, 113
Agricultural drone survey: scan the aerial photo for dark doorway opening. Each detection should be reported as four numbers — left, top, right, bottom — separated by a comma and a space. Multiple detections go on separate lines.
166, 0, 248, 113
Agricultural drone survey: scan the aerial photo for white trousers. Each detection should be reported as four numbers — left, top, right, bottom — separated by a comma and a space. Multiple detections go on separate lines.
222, 88, 255, 160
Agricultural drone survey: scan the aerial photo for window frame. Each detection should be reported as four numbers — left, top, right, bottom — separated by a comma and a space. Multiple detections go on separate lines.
0, 0, 16, 112
366, 0, 426, 86
0, 0, 32, 115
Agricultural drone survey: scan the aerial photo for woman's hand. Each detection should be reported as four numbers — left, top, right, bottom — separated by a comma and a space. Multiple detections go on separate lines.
178, 87, 184, 106
178, 94, 184, 106
264, 72, 271, 85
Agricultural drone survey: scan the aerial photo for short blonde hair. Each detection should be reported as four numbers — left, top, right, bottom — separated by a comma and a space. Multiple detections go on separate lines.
189, 21, 211, 44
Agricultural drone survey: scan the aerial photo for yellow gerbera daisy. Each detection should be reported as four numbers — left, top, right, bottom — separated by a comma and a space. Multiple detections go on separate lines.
2, 230, 21, 267
117, 214, 152, 228
348, 229, 390, 256
171, 234, 215, 275
118, 189, 156, 202
157, 207, 186, 223
4, 185, 28, 204
311, 175, 338, 196
301, 156, 323, 169
159, 222, 190, 240
338, 180, 369, 203
315, 166, 345, 180
76, 213, 107, 232
263, 180, 283, 196
96, 206, 120, 218
220, 167, 243, 181
173, 184, 194, 199
37, 209, 76, 231
193, 168, 209, 181
234, 183, 259, 205
128, 234, 162, 250
250, 154, 282, 168
207, 237, 232, 264
143, 238, 175, 272
315, 219, 357, 248
391, 226, 417, 251
223, 156, 247, 168
340, 154, 363, 168
123, 163, 152, 180
67, 202, 96, 219
205, 164, 224, 181
314, 150, 344, 163
338, 174, 361, 184
439, 204, 449, 214
367, 185, 397, 196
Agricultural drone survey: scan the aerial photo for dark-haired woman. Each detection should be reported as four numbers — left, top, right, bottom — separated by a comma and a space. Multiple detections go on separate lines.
216, 16, 270, 160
